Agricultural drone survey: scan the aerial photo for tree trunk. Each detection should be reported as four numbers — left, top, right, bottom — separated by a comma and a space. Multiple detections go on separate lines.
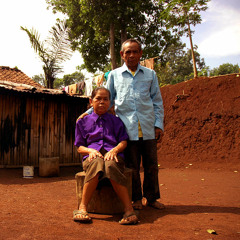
49, 78, 54, 89
45, 75, 54, 89
188, 21, 198, 78
120, 29, 127, 65
109, 23, 117, 70
45, 73, 50, 89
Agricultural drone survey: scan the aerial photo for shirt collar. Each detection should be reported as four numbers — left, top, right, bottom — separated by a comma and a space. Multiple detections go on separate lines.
91, 112, 108, 122
121, 63, 144, 75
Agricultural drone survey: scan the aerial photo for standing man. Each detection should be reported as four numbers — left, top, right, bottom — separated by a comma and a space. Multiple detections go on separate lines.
80, 38, 164, 210
106, 39, 164, 210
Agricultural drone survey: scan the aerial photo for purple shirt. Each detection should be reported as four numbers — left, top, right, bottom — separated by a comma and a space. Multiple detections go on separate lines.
75, 112, 128, 160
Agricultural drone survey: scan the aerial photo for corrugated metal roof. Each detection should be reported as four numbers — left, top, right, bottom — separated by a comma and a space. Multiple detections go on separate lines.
0, 66, 89, 98
0, 80, 89, 98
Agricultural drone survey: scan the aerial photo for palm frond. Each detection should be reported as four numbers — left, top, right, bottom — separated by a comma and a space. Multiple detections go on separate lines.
47, 19, 73, 65
21, 19, 73, 88
20, 26, 47, 62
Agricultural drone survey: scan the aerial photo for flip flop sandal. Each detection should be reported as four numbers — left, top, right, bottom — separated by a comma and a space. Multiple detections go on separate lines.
73, 210, 92, 223
119, 212, 139, 225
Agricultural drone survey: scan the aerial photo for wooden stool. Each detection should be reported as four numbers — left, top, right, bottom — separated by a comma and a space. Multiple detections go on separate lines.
75, 168, 132, 214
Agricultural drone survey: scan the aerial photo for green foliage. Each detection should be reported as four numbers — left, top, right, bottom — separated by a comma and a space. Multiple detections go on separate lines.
209, 63, 240, 76
53, 78, 64, 89
62, 71, 85, 86
155, 41, 206, 86
198, 66, 210, 77
21, 19, 73, 88
159, 0, 209, 35
159, 0, 209, 77
32, 74, 46, 87
53, 70, 85, 89
46, 0, 178, 72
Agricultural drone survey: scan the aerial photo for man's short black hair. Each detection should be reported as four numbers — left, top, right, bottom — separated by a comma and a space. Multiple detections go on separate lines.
121, 39, 142, 52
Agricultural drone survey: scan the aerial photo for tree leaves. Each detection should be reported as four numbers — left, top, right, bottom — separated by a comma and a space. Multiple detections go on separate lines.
47, 0, 178, 72
21, 19, 73, 88
159, 0, 209, 35
155, 41, 206, 85
210, 63, 240, 76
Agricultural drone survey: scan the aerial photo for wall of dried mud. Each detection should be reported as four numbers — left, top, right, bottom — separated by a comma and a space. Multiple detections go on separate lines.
158, 74, 240, 168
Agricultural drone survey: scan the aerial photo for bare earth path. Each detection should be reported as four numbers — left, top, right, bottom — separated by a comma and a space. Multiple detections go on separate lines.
0, 166, 239, 240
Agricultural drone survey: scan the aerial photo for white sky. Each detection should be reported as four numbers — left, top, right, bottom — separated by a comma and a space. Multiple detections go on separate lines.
0, 0, 85, 78
186, 0, 240, 68
0, 0, 239, 79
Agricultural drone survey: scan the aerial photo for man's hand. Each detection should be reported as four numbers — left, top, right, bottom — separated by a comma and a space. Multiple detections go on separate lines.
155, 128, 164, 143
76, 112, 89, 123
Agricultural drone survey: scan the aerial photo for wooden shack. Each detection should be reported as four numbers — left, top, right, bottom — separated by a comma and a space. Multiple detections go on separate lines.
0, 67, 89, 168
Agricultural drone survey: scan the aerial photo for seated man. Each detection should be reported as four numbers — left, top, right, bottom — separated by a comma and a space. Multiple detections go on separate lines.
73, 87, 138, 225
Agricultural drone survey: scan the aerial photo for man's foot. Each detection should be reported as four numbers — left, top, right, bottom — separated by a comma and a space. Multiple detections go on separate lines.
119, 212, 139, 225
147, 201, 165, 210
73, 210, 92, 223
132, 200, 143, 210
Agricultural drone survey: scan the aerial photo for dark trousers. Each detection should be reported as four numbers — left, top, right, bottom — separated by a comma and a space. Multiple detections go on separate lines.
125, 139, 160, 203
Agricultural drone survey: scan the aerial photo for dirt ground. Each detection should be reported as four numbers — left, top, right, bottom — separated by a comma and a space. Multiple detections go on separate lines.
0, 166, 239, 240
1, 74, 240, 239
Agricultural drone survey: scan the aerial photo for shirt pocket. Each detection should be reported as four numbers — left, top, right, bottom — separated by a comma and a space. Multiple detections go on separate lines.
116, 76, 133, 100
138, 78, 152, 97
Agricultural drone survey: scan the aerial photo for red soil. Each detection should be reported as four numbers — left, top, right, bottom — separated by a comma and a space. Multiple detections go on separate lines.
158, 73, 240, 170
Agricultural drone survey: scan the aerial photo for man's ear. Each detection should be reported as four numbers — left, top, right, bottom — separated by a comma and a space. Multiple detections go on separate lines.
120, 51, 124, 59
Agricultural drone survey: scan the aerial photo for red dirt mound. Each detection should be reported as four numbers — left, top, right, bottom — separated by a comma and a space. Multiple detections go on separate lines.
158, 73, 240, 170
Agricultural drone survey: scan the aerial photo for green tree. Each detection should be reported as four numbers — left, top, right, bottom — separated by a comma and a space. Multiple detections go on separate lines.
32, 74, 46, 87
21, 19, 73, 89
159, 0, 209, 78
53, 78, 64, 89
54, 70, 85, 89
46, 0, 178, 72
210, 63, 240, 76
62, 71, 85, 86
155, 41, 206, 86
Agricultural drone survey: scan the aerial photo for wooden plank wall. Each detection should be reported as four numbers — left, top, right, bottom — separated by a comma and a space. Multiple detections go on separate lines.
0, 90, 89, 168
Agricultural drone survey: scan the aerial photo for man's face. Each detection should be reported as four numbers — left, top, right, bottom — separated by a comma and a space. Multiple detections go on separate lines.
120, 42, 142, 71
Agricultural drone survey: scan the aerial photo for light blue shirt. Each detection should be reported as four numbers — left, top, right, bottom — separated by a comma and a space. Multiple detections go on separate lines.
87, 63, 164, 141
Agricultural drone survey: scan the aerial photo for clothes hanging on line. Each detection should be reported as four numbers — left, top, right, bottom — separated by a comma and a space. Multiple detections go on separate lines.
94, 74, 105, 87
64, 86, 69, 93
140, 58, 155, 70
84, 79, 93, 96
77, 81, 85, 95
68, 83, 77, 95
